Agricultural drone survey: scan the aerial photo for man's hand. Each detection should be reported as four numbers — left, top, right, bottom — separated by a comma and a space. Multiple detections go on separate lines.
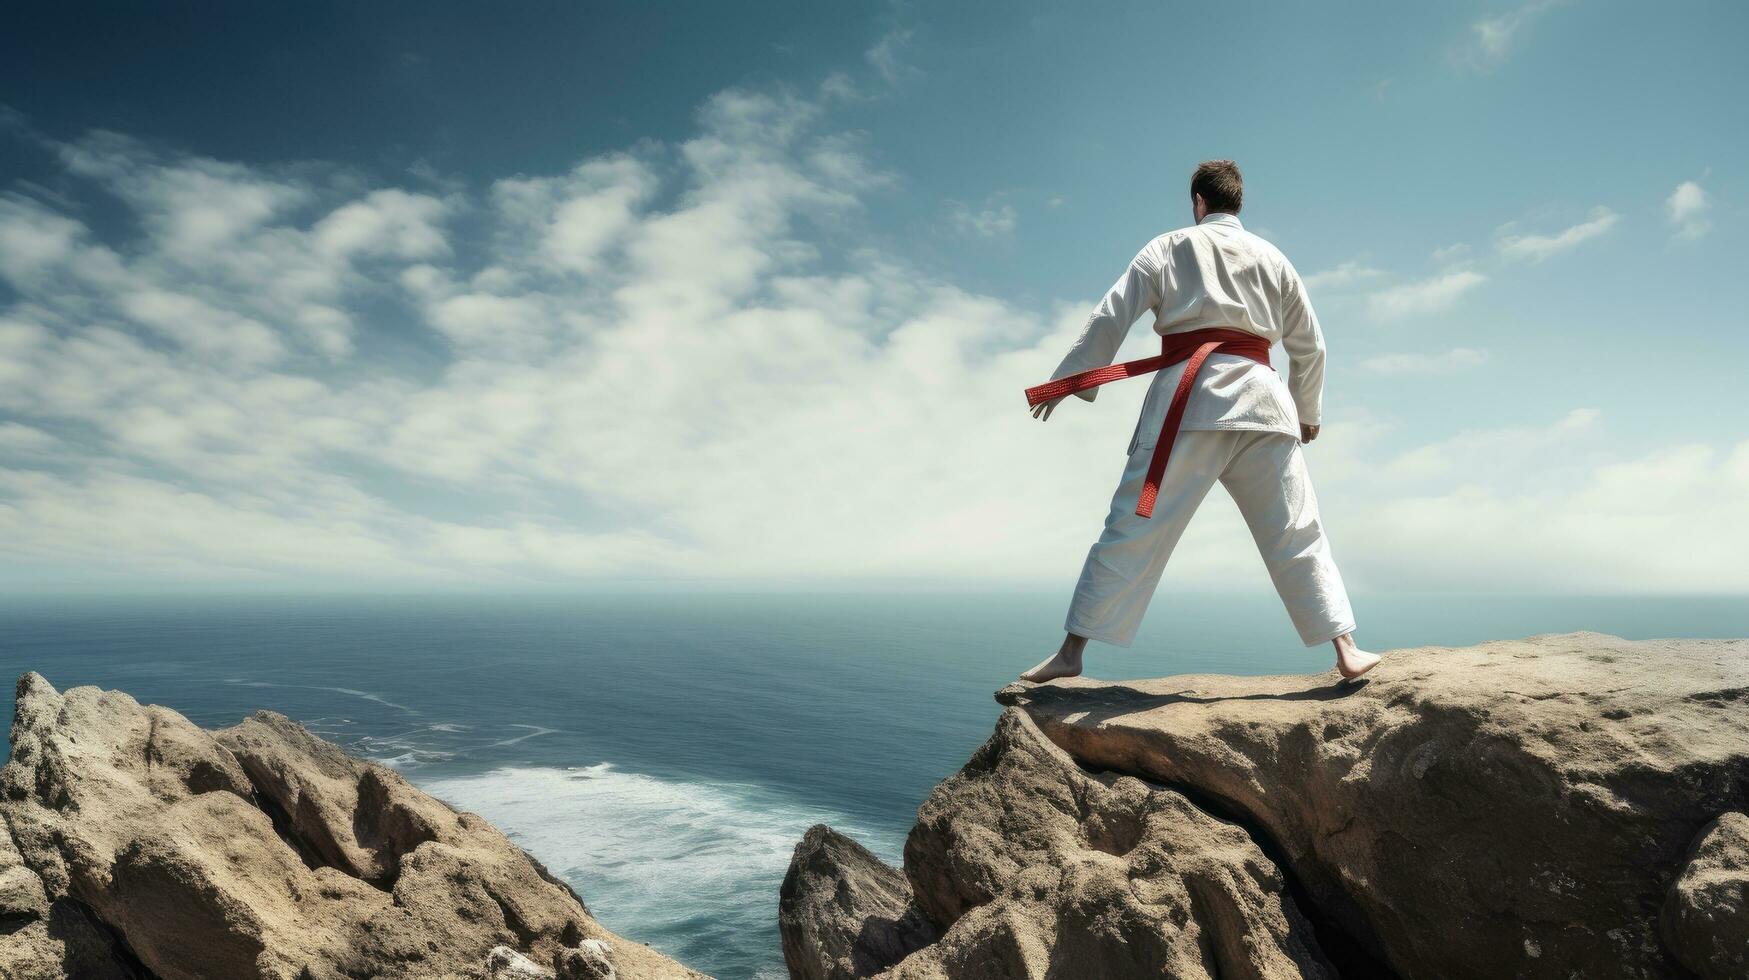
1031, 396, 1066, 421
1300, 423, 1320, 443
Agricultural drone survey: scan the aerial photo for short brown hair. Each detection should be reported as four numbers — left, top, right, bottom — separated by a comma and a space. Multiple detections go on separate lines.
1191, 160, 1243, 214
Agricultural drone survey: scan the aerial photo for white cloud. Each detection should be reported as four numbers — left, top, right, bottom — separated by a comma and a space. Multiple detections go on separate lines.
119, 288, 284, 364
1431, 242, 1470, 263
0, 84, 1099, 589
948, 199, 1017, 238
58, 132, 311, 260
1667, 180, 1711, 239
1322, 414, 1749, 593
313, 188, 451, 260
0, 197, 84, 285
1, 134, 464, 363
0, 81, 1740, 596
817, 71, 859, 104
1496, 206, 1619, 262
0, 422, 56, 452
1303, 260, 1384, 291
1367, 270, 1486, 319
865, 29, 920, 86
492, 155, 658, 277
1360, 347, 1490, 374
1458, 1, 1563, 71
1381, 407, 1599, 483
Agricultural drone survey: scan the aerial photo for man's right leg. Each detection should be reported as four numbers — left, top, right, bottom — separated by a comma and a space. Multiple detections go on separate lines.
1219, 430, 1379, 679
1021, 431, 1232, 682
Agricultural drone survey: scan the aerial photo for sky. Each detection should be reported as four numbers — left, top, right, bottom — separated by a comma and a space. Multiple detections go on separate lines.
1, 0, 1745, 595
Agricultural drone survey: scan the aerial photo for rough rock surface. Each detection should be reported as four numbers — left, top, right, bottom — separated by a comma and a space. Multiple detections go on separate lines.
555, 939, 620, 980
780, 825, 939, 980
782, 709, 1334, 979
994, 632, 1749, 978
784, 632, 1749, 980
0, 817, 138, 980
0, 672, 707, 980
1663, 811, 1749, 979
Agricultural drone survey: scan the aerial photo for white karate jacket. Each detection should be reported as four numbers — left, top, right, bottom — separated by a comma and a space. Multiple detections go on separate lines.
1047, 211, 1326, 453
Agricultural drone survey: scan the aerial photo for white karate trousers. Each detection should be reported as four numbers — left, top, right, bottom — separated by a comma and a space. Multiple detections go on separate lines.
1064, 428, 1356, 648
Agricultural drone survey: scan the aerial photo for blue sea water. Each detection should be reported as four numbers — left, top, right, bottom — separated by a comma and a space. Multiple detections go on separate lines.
1, 591, 1744, 979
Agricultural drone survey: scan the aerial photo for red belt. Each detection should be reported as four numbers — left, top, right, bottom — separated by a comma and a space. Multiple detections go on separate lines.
1025, 327, 1273, 518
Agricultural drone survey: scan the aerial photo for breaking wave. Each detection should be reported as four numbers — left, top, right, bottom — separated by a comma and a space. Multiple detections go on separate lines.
417, 763, 904, 979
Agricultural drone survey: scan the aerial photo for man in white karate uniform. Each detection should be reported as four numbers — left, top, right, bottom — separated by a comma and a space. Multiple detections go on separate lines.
1020, 160, 1380, 683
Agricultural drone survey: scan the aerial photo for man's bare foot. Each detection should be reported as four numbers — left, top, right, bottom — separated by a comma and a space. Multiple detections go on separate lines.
1021, 633, 1088, 683
1020, 651, 1081, 683
1333, 632, 1381, 680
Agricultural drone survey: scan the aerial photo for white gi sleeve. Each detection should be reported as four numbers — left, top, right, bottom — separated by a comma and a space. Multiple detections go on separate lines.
1279, 261, 1326, 427
1048, 240, 1163, 402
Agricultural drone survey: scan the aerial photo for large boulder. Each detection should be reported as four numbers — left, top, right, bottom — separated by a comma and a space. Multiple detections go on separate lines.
0, 672, 708, 980
779, 825, 938, 980
0, 822, 139, 980
1663, 811, 1749, 979
782, 708, 1334, 979
994, 631, 1749, 978
215, 710, 452, 887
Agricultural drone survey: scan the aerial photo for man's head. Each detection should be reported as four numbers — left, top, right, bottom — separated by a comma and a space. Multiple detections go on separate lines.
1190, 160, 1243, 221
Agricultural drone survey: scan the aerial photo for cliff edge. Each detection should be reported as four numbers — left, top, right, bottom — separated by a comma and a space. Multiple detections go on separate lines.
0, 673, 709, 980
781, 632, 1749, 979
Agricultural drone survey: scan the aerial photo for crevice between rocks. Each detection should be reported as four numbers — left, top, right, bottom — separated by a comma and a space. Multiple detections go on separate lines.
239, 773, 334, 876
80, 898, 165, 980
486, 884, 540, 947
47, 895, 164, 980
222, 746, 419, 894
2, 806, 158, 980
524, 849, 593, 917
1071, 758, 1403, 980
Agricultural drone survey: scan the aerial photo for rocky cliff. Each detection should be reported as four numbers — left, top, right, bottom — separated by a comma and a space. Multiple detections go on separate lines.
781, 632, 1749, 979
0, 673, 708, 980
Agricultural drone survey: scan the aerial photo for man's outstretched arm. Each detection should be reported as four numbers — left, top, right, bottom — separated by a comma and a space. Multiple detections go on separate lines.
1279, 263, 1326, 442
1033, 241, 1163, 421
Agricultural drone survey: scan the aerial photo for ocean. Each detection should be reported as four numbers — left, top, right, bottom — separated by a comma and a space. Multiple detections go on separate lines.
2, 591, 1744, 979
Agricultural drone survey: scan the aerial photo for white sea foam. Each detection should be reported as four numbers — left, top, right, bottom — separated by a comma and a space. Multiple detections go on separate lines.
328, 687, 414, 712
344, 724, 472, 769
223, 678, 414, 713
358, 742, 455, 768
416, 763, 905, 962
482, 724, 560, 749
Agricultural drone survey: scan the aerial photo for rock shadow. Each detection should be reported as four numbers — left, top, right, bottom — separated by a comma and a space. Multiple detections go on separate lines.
1003, 678, 1369, 727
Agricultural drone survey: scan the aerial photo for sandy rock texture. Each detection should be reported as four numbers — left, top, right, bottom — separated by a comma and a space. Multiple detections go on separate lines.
780, 825, 939, 980
784, 709, 1335, 979
784, 632, 1749, 979
1663, 811, 1749, 979
0, 672, 708, 980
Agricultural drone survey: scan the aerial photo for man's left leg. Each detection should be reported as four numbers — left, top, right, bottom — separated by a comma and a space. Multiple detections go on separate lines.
1220, 430, 1380, 678
1020, 430, 1233, 682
